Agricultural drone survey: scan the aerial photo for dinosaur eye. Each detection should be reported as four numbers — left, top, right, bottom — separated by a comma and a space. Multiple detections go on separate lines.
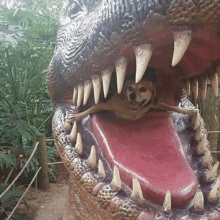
139, 87, 147, 92
128, 86, 133, 91
68, 3, 82, 18
71, 5, 81, 14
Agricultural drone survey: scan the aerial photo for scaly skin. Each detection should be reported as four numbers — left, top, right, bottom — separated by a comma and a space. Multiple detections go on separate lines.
48, 1, 220, 219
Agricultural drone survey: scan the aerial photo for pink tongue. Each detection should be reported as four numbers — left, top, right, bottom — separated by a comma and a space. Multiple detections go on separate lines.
91, 111, 198, 207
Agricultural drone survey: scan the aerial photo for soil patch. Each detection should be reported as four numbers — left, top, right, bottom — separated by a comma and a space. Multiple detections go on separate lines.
19, 164, 69, 220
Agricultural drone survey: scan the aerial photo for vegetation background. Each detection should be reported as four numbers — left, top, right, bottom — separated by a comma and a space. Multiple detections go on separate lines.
0, 0, 62, 219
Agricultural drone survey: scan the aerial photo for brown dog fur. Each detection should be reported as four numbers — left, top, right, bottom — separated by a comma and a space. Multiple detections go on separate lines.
68, 79, 197, 122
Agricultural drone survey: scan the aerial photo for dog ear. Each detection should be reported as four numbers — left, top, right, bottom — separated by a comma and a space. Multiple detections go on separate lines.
151, 83, 160, 106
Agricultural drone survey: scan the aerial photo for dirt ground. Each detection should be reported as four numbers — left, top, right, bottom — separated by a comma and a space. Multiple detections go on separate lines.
34, 183, 68, 220
19, 165, 69, 220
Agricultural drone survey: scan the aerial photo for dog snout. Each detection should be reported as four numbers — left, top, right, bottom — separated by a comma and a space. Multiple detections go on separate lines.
129, 93, 136, 101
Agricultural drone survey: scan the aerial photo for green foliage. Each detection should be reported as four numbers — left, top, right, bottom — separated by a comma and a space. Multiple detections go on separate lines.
0, 151, 16, 170
0, 184, 27, 220
0, 1, 59, 46
0, 1, 61, 218
0, 1, 60, 181
20, 144, 58, 183
0, 43, 53, 148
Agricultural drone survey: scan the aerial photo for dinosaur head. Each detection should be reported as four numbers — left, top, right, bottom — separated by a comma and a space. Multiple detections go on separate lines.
48, 1, 220, 219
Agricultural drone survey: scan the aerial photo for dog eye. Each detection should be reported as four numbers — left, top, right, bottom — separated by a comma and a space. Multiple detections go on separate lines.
128, 86, 133, 91
139, 87, 147, 92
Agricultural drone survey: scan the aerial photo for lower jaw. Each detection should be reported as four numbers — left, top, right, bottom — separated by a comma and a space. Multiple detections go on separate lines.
91, 110, 198, 207
53, 97, 220, 220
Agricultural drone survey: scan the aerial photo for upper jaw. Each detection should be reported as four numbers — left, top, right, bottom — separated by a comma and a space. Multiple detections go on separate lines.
48, 24, 220, 104
48, 1, 220, 101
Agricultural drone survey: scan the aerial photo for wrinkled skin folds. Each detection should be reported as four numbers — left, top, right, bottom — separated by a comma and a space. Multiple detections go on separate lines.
48, 0, 220, 219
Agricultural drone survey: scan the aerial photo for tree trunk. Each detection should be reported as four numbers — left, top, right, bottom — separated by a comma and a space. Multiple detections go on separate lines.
36, 134, 49, 190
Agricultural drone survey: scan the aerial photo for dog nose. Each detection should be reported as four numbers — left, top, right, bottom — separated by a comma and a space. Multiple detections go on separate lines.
129, 93, 136, 101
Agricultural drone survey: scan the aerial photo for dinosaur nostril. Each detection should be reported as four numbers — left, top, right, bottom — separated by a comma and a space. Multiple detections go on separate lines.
130, 93, 136, 101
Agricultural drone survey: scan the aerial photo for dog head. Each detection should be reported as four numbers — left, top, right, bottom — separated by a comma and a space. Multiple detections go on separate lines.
124, 79, 155, 111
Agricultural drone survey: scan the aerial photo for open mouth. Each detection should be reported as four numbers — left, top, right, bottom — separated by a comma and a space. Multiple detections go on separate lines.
53, 97, 219, 219
130, 99, 147, 111
48, 1, 220, 219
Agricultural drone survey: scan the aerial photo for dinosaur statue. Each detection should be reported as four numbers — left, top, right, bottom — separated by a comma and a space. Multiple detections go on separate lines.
47, 0, 220, 219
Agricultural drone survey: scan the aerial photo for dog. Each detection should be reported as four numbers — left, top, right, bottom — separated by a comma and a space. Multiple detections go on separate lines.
67, 78, 197, 122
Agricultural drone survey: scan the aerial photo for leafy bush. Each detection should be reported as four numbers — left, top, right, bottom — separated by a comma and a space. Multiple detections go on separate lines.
0, 184, 27, 220
0, 1, 62, 218
0, 1, 60, 180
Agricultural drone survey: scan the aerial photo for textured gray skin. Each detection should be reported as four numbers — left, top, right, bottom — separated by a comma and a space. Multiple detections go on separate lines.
47, 0, 171, 100
47, 0, 220, 101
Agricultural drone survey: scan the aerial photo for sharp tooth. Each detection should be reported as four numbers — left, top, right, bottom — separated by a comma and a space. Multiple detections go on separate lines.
73, 87, 78, 105
87, 145, 97, 169
198, 76, 207, 100
68, 122, 77, 142
209, 72, 218, 97
172, 29, 193, 67
131, 177, 144, 204
83, 80, 92, 105
197, 136, 208, 155
208, 179, 220, 204
193, 189, 204, 214
192, 110, 200, 130
64, 112, 72, 131
111, 166, 121, 190
75, 133, 83, 155
195, 122, 203, 142
98, 159, 106, 179
162, 190, 171, 214
115, 56, 127, 93
191, 78, 198, 100
101, 67, 113, 98
133, 44, 153, 83
203, 150, 212, 166
77, 84, 84, 107
92, 75, 101, 104
206, 161, 219, 182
